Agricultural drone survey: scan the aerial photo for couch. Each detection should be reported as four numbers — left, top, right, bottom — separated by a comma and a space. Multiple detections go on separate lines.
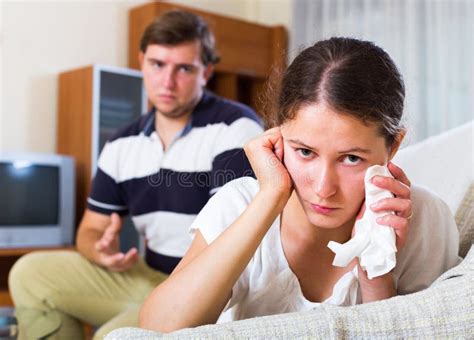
106, 121, 474, 339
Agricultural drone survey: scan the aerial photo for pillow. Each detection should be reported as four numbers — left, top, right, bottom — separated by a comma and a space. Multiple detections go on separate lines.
455, 182, 474, 258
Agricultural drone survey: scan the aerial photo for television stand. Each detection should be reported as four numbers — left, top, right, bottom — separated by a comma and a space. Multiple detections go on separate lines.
0, 246, 75, 306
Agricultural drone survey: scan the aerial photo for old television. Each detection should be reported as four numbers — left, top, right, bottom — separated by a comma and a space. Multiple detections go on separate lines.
0, 152, 75, 248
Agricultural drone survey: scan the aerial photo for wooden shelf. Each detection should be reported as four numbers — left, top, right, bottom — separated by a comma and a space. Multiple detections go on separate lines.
0, 246, 75, 257
0, 290, 13, 306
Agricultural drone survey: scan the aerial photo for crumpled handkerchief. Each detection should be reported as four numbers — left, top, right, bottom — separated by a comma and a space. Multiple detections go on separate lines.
327, 165, 397, 279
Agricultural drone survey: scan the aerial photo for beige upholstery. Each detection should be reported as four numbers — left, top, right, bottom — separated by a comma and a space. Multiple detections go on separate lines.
105, 181, 474, 339
456, 182, 474, 258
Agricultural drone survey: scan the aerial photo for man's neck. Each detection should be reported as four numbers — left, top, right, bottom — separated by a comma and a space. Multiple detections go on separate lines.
154, 111, 192, 151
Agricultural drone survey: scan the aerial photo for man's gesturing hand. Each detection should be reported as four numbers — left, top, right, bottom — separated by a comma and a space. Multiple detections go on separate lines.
94, 213, 139, 272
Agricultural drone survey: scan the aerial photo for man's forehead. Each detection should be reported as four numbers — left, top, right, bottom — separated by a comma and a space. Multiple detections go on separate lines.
144, 42, 202, 64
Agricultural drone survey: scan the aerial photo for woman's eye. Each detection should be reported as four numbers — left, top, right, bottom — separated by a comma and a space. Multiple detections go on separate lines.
297, 148, 313, 158
342, 155, 362, 165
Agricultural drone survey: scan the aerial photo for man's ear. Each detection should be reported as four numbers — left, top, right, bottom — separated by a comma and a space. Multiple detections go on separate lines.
388, 129, 406, 160
203, 64, 214, 85
138, 52, 144, 69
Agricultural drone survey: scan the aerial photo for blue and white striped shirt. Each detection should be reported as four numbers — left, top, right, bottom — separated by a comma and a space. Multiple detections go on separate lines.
87, 90, 263, 273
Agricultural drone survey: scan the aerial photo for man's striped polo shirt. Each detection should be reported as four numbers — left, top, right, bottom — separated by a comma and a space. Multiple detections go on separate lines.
87, 90, 263, 273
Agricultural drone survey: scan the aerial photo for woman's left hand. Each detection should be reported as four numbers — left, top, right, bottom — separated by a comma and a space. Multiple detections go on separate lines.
370, 162, 412, 250
357, 162, 412, 302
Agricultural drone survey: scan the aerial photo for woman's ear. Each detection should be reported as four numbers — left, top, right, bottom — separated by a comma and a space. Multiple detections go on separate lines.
388, 129, 406, 160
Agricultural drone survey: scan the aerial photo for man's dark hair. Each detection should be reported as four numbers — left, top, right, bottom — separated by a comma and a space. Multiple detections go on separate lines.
140, 10, 219, 65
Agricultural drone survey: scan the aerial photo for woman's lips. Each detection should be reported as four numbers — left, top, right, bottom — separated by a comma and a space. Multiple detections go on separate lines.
310, 203, 337, 215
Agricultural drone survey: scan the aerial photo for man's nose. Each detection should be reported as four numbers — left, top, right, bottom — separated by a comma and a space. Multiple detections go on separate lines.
313, 164, 337, 199
161, 68, 176, 89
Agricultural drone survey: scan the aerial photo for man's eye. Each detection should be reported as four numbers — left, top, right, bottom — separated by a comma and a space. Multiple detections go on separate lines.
342, 155, 362, 165
179, 65, 193, 73
152, 61, 163, 68
297, 148, 313, 158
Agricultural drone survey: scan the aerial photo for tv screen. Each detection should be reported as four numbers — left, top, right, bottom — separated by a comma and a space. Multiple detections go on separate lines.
0, 162, 59, 225
0, 153, 75, 248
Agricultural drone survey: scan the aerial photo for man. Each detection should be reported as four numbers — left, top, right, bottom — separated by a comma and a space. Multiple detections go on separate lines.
9, 10, 262, 339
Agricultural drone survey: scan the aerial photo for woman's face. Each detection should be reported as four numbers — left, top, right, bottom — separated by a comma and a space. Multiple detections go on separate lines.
281, 103, 394, 229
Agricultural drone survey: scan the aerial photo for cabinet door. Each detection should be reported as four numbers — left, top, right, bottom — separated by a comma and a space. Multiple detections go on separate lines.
96, 68, 146, 164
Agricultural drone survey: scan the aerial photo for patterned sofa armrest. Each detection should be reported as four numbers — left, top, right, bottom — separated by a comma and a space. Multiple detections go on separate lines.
105, 247, 474, 339
456, 182, 474, 258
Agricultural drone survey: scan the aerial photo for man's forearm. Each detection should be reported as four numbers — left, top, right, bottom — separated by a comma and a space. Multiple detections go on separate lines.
76, 228, 103, 263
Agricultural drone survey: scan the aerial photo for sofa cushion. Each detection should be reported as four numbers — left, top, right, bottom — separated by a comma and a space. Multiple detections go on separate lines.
105, 246, 473, 339
455, 182, 474, 258
393, 121, 473, 213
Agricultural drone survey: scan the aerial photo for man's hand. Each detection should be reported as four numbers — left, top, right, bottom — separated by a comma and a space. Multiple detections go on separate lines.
94, 213, 139, 272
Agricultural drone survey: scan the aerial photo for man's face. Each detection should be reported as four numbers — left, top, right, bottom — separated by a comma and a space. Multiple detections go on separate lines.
139, 41, 212, 118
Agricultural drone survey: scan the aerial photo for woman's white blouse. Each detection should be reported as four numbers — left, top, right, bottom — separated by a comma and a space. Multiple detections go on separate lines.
189, 177, 461, 323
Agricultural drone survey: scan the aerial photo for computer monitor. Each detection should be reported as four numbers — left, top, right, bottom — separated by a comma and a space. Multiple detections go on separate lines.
0, 152, 75, 248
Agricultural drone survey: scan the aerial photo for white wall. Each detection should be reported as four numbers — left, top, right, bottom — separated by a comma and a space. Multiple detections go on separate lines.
0, 0, 291, 153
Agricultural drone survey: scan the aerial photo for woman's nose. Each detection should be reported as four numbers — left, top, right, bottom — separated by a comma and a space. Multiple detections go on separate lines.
313, 166, 337, 199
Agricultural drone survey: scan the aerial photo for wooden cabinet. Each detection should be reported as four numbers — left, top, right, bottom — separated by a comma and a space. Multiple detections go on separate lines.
128, 2, 288, 114
57, 65, 146, 225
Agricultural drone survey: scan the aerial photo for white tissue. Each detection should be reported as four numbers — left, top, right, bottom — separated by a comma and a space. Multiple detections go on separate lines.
327, 165, 397, 279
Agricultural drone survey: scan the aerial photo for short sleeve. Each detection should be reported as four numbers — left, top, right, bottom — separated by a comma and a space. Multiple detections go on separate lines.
393, 186, 461, 294
189, 177, 258, 245
87, 143, 128, 216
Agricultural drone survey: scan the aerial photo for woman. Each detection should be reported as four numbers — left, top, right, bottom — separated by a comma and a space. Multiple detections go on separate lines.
139, 38, 460, 332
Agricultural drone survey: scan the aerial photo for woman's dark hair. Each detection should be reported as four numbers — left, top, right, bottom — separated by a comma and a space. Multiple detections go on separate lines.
140, 10, 220, 65
265, 37, 405, 146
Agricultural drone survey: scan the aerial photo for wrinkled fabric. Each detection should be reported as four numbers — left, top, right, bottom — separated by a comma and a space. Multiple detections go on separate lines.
190, 177, 459, 322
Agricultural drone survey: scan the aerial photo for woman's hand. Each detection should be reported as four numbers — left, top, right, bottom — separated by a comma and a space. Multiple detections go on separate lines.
370, 162, 412, 249
244, 127, 293, 200
357, 162, 412, 302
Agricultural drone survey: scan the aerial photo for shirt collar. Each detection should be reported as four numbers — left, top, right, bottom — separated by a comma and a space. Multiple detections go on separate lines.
142, 90, 211, 138
142, 107, 156, 137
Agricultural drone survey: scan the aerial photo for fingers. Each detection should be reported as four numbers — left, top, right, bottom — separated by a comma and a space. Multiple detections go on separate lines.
101, 252, 126, 267
95, 213, 122, 252
371, 197, 412, 219
110, 213, 123, 232
371, 165, 412, 250
376, 214, 409, 249
387, 162, 411, 187
102, 247, 139, 272
273, 133, 284, 162
121, 248, 139, 267
95, 228, 115, 251
371, 175, 410, 199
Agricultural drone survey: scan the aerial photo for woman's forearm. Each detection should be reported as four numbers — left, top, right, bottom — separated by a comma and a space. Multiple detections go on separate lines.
139, 189, 288, 333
